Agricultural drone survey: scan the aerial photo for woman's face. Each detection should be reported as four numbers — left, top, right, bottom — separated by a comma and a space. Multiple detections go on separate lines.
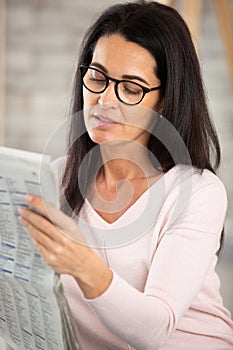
83, 34, 162, 145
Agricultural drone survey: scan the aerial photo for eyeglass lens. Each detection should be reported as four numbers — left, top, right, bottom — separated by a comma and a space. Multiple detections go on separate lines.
83, 67, 144, 105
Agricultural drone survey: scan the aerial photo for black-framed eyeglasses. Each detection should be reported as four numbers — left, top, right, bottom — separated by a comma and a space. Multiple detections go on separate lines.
80, 65, 161, 105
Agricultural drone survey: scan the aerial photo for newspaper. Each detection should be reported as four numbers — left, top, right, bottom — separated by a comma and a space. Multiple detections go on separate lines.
0, 147, 82, 350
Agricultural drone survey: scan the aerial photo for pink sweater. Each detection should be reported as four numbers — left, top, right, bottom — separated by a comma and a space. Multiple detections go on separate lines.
56, 163, 233, 350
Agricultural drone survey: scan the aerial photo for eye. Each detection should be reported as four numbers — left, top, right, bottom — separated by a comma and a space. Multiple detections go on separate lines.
89, 69, 106, 82
121, 82, 142, 95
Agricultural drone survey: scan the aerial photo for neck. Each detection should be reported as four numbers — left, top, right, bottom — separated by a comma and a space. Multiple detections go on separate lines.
98, 139, 158, 185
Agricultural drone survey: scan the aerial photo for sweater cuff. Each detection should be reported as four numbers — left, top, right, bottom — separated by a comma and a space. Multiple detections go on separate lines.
83, 268, 118, 304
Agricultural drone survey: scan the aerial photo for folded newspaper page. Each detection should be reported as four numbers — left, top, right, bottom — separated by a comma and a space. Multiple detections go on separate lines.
0, 147, 82, 350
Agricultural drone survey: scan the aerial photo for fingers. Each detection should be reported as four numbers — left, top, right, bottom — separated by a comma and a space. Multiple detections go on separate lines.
25, 195, 75, 230
26, 195, 79, 234
22, 195, 87, 245
19, 207, 63, 242
20, 216, 53, 249
20, 215, 69, 272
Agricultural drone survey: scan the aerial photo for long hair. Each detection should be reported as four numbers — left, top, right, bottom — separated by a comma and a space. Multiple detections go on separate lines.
62, 0, 222, 248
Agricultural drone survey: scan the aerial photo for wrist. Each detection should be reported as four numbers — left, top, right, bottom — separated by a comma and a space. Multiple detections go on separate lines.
74, 249, 113, 299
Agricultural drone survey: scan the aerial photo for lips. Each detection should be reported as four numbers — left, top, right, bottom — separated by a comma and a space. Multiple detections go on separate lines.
93, 114, 120, 127
95, 115, 117, 123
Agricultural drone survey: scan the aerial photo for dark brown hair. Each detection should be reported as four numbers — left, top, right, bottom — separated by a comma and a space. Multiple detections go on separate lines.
61, 0, 223, 249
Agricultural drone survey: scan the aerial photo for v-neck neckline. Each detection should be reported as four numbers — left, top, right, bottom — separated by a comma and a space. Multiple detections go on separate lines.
83, 166, 176, 226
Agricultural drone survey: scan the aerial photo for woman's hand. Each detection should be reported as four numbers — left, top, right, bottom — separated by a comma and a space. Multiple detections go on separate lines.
19, 195, 113, 299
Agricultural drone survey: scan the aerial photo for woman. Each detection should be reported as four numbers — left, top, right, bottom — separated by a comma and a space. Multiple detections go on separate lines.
19, 1, 233, 349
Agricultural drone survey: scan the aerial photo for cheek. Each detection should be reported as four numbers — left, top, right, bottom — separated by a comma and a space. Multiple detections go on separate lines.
141, 92, 162, 112
83, 90, 99, 110
121, 104, 157, 133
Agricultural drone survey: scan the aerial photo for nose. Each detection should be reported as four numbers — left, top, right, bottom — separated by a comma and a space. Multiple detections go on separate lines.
98, 81, 119, 106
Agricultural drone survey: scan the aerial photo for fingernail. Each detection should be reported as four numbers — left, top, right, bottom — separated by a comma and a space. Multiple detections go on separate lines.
25, 195, 34, 203
18, 208, 24, 215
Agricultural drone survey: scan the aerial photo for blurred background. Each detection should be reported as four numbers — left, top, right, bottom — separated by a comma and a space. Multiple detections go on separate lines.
0, 0, 232, 315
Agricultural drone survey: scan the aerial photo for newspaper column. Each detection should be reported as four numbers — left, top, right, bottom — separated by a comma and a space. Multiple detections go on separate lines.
0, 0, 5, 146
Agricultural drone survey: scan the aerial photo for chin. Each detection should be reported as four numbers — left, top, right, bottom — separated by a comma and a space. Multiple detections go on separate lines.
87, 129, 121, 145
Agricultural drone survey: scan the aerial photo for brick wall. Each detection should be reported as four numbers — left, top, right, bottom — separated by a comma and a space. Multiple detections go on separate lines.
5, 0, 118, 157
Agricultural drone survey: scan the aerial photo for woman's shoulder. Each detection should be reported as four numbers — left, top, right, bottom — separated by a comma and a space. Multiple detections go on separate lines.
50, 156, 67, 186
51, 156, 66, 173
160, 165, 228, 235
192, 166, 226, 196
168, 164, 226, 190
167, 164, 228, 208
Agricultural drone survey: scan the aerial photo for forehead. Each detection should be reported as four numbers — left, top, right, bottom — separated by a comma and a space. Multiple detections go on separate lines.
92, 34, 157, 78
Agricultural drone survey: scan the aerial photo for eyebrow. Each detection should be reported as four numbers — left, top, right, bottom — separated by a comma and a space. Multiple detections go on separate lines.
90, 62, 150, 86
